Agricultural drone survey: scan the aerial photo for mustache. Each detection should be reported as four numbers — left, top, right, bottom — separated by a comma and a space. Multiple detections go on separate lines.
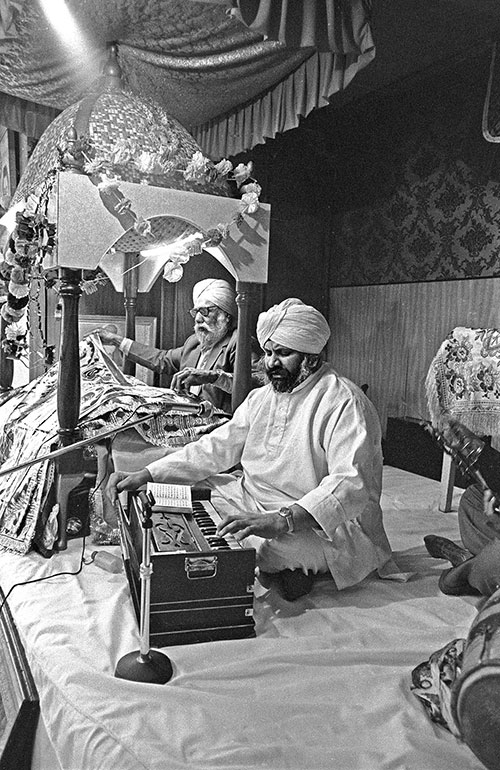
265, 364, 287, 376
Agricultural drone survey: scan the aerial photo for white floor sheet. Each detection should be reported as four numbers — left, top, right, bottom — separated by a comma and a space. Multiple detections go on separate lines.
0, 467, 487, 770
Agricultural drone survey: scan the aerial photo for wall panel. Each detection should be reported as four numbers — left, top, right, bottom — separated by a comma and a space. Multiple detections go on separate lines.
329, 278, 500, 433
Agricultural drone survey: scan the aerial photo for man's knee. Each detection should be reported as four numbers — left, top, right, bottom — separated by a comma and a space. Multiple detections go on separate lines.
468, 540, 500, 596
458, 484, 495, 555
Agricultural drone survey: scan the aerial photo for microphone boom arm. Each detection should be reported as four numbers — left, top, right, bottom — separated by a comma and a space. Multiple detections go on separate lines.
0, 400, 211, 479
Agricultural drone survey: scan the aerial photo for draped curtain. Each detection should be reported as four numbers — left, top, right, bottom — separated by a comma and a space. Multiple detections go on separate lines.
483, 41, 500, 142
0, 0, 374, 157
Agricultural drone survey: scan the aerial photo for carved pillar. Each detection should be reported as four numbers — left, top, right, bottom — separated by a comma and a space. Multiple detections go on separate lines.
53, 127, 87, 550
57, 268, 82, 441
123, 252, 138, 376
232, 282, 252, 411
56, 268, 84, 551
0, 318, 13, 391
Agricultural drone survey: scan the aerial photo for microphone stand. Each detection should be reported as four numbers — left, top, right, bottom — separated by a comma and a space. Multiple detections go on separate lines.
0, 398, 214, 479
114, 490, 173, 684
0, 397, 218, 550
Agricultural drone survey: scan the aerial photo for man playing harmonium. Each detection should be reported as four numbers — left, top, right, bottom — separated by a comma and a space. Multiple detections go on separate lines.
107, 298, 393, 602
97, 278, 262, 413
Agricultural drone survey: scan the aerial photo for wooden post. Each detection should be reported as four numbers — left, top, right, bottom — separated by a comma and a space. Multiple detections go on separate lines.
52, 127, 89, 549
232, 282, 252, 411
123, 252, 138, 376
56, 267, 84, 550
439, 452, 456, 512
0, 318, 13, 391
57, 268, 82, 440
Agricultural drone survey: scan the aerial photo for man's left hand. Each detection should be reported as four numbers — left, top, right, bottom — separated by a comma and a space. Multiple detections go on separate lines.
217, 511, 287, 541
484, 489, 500, 535
171, 367, 218, 391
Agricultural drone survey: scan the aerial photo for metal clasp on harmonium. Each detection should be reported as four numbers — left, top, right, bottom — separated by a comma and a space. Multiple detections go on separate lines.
184, 555, 218, 579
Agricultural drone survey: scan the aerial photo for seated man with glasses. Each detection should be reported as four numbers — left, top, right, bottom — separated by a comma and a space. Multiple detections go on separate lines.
96, 278, 262, 413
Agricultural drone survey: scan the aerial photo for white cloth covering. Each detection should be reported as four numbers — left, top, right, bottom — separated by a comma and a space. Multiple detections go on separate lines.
147, 363, 391, 588
0, 468, 483, 770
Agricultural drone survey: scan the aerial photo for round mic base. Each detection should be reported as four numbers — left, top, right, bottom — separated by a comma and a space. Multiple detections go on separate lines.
114, 649, 173, 684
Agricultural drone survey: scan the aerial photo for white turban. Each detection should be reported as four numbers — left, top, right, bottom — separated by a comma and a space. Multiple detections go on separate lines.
256, 298, 330, 354
192, 279, 237, 318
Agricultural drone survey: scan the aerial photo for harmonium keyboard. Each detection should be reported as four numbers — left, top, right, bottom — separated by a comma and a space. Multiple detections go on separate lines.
117, 484, 256, 647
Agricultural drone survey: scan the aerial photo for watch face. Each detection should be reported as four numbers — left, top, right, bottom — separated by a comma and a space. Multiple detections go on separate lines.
279, 509, 293, 532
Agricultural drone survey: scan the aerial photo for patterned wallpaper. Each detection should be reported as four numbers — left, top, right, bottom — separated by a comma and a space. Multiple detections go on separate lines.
330, 49, 500, 287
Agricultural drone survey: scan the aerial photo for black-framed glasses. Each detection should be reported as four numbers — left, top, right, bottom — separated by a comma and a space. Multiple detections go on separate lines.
189, 305, 218, 318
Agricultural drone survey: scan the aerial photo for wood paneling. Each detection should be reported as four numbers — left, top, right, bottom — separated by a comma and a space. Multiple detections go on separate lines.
329, 278, 500, 433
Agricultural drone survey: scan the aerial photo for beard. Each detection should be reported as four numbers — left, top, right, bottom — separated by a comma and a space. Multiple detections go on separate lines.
266, 367, 298, 392
265, 355, 320, 392
194, 313, 231, 350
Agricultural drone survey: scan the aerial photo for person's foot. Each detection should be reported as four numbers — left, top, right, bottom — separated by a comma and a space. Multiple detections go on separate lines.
423, 535, 472, 566
277, 569, 315, 601
257, 568, 316, 600
438, 565, 481, 596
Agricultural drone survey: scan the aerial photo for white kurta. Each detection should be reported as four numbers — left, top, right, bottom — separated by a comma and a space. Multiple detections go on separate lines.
146, 363, 392, 588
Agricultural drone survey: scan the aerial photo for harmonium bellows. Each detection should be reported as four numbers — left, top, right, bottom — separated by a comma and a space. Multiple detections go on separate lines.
118, 485, 256, 647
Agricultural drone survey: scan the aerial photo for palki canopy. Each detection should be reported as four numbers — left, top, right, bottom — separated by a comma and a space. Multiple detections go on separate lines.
0, 0, 375, 158
49, 170, 269, 435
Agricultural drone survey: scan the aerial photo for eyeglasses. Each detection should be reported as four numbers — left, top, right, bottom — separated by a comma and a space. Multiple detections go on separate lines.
189, 305, 218, 318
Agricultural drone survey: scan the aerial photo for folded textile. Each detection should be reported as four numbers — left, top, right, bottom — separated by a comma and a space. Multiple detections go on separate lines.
0, 335, 228, 556
411, 637, 465, 738
425, 326, 500, 442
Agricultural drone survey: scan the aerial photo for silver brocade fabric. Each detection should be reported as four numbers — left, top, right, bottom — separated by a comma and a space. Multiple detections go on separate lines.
0, 336, 227, 555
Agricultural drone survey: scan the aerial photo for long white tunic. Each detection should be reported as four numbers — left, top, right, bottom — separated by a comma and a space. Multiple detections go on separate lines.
146, 363, 392, 588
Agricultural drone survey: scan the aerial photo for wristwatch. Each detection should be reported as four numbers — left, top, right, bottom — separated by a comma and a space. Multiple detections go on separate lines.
278, 506, 294, 533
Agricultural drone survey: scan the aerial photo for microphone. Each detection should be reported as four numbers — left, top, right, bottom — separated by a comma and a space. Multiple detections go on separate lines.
157, 399, 215, 418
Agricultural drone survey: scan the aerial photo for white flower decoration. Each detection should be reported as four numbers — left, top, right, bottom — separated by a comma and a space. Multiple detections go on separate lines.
233, 161, 253, 187
163, 261, 184, 282
183, 151, 210, 183
240, 191, 260, 214
135, 152, 157, 174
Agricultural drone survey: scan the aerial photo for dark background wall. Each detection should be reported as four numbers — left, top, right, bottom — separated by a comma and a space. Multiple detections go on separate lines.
322, 48, 500, 287
82, 46, 500, 345
226, 45, 500, 315
230, 127, 333, 317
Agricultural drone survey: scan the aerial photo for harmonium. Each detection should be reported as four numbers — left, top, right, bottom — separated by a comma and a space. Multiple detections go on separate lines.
117, 483, 256, 647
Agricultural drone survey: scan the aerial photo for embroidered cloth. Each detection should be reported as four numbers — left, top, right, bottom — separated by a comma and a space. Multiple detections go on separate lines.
425, 327, 500, 441
0, 335, 227, 556
411, 637, 465, 738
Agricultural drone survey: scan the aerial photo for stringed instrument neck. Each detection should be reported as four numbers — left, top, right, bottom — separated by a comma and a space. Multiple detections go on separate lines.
420, 419, 489, 492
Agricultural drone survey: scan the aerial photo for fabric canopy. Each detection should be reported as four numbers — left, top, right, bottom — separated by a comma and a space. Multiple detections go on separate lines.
483, 41, 500, 142
0, 0, 375, 158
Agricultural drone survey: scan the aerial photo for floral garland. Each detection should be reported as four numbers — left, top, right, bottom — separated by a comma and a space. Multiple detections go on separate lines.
0, 172, 55, 359
0, 138, 262, 360
95, 151, 261, 282
0, 172, 108, 359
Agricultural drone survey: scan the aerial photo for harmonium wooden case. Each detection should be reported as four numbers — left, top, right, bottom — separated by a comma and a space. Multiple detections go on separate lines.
118, 484, 256, 647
